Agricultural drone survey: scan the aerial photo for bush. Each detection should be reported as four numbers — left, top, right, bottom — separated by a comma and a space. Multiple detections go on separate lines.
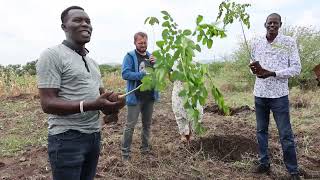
282, 26, 320, 89
99, 64, 121, 77
230, 25, 320, 90
208, 61, 226, 75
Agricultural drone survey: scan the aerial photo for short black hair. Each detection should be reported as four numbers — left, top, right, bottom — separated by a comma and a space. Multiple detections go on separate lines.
266, 13, 282, 22
61, 6, 84, 23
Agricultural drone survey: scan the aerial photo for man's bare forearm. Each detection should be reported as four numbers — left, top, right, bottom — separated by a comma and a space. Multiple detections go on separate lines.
40, 97, 100, 115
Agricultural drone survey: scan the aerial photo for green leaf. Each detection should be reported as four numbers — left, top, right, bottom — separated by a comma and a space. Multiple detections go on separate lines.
197, 34, 202, 42
162, 21, 170, 28
161, 11, 170, 17
199, 96, 206, 105
207, 39, 213, 48
149, 17, 159, 25
156, 41, 165, 49
219, 31, 226, 38
173, 49, 181, 60
183, 29, 192, 36
157, 68, 166, 82
140, 76, 153, 90
178, 89, 187, 97
210, 85, 229, 115
152, 50, 161, 59
195, 44, 201, 52
171, 70, 185, 81
202, 38, 207, 45
162, 29, 169, 40
196, 15, 203, 25
183, 99, 191, 109
144, 17, 150, 24
194, 122, 206, 135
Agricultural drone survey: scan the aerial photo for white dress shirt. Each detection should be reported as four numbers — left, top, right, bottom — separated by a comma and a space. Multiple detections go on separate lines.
251, 34, 301, 98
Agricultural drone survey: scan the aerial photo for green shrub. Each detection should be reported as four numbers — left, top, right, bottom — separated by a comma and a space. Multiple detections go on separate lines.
229, 25, 320, 90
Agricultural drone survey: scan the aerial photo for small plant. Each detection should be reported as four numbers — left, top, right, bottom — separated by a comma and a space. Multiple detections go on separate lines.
142, 0, 251, 134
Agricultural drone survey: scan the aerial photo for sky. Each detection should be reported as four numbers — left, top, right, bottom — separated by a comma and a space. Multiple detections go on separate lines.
0, 0, 319, 65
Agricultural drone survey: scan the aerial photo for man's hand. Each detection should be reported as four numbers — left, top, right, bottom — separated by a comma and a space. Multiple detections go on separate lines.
249, 61, 263, 74
99, 92, 126, 115
107, 91, 119, 102
249, 61, 275, 79
115, 95, 126, 110
96, 92, 118, 113
149, 55, 156, 64
256, 69, 276, 79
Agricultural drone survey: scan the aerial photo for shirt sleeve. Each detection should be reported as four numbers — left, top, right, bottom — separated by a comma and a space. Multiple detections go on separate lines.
121, 54, 145, 81
275, 39, 301, 79
36, 49, 62, 88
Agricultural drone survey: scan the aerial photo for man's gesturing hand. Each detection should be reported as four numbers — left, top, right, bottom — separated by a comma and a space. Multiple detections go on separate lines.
98, 92, 126, 115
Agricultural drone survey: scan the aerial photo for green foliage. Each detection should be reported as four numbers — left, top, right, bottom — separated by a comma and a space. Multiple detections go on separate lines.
217, 0, 250, 28
143, 0, 251, 134
230, 25, 320, 90
23, 60, 37, 75
208, 61, 226, 75
99, 64, 121, 76
0, 67, 20, 92
0, 60, 37, 76
281, 26, 320, 89
229, 41, 256, 88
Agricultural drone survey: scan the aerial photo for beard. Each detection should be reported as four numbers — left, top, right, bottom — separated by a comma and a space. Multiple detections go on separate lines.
136, 47, 147, 55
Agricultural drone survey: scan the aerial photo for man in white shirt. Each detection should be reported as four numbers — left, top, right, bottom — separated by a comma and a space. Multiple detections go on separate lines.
249, 13, 301, 180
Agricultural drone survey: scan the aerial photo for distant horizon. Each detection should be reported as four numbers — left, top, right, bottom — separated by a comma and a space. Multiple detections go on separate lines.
1, 0, 319, 66
0, 56, 229, 67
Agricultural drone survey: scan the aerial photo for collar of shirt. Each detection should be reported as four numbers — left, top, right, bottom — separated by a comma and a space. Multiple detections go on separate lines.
263, 33, 282, 45
62, 40, 89, 56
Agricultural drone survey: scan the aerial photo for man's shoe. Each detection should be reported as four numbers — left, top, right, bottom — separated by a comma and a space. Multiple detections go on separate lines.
252, 163, 271, 174
290, 174, 301, 180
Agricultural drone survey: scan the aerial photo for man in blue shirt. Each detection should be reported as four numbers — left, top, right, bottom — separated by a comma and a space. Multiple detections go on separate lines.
121, 32, 159, 160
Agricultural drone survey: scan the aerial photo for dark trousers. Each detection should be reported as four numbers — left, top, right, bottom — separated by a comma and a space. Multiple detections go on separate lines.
48, 130, 101, 180
255, 95, 299, 174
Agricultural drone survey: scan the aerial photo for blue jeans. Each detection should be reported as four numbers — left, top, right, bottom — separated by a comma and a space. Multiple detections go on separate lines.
255, 96, 299, 174
122, 101, 154, 157
48, 130, 101, 180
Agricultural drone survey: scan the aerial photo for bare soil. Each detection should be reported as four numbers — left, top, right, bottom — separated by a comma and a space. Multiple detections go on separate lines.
1, 93, 320, 179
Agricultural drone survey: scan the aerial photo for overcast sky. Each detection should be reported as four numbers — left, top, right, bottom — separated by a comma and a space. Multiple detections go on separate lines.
1, 0, 319, 65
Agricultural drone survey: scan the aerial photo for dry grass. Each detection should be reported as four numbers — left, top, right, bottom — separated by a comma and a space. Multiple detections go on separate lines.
290, 88, 313, 108
102, 72, 126, 92
0, 71, 125, 98
0, 71, 37, 97
1, 71, 320, 179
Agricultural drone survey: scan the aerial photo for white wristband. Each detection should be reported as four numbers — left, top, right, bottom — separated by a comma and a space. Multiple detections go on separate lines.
80, 100, 84, 113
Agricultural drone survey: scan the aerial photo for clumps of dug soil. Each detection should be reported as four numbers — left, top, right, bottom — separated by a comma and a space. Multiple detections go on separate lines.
189, 135, 258, 162
204, 104, 254, 116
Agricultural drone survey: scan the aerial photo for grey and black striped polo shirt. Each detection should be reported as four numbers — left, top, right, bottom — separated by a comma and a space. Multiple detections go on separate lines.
36, 43, 103, 135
